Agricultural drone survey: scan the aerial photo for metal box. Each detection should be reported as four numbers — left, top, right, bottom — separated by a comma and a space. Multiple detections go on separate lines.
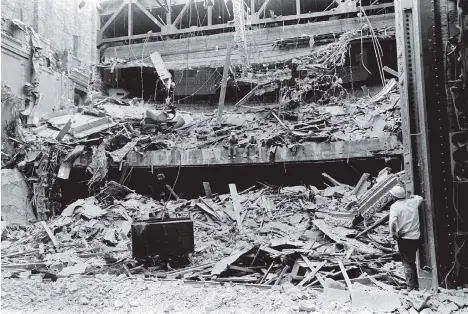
131, 218, 194, 259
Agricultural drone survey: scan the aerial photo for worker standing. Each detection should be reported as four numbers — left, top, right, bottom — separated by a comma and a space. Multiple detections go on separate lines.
388, 185, 423, 292
228, 132, 238, 159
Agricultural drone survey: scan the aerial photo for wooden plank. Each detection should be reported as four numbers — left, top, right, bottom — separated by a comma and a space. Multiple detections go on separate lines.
258, 262, 274, 284
165, 184, 180, 200
163, 263, 215, 277
383, 66, 398, 77
274, 265, 290, 285
352, 214, 389, 239
203, 182, 213, 198
217, 41, 233, 124
322, 173, 342, 186
337, 259, 353, 294
40, 221, 59, 247
351, 173, 370, 196
297, 260, 326, 287
56, 119, 72, 142
270, 111, 290, 133
215, 276, 258, 283
135, 1, 164, 28
172, 0, 195, 26
229, 265, 256, 273
229, 184, 243, 230
234, 85, 259, 108
1, 262, 47, 270
101, 1, 127, 34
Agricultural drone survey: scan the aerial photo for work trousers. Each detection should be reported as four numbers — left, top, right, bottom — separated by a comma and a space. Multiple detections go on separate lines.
397, 238, 420, 290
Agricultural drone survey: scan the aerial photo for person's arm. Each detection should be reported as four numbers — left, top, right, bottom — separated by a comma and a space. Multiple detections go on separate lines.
389, 206, 400, 239
410, 195, 423, 206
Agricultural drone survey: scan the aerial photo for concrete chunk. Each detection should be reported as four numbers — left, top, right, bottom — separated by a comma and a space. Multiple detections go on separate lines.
407, 290, 431, 311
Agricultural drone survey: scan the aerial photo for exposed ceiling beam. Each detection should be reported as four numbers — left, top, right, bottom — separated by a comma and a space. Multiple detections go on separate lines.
101, 1, 127, 34
172, 0, 194, 26
135, 1, 165, 28
153, 0, 169, 12
256, 0, 272, 19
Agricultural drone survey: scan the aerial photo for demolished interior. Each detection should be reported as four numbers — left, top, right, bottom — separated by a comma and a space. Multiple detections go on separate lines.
2, 0, 468, 311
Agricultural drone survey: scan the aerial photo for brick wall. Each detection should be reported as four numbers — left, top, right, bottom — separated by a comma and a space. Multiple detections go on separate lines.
1, 0, 97, 68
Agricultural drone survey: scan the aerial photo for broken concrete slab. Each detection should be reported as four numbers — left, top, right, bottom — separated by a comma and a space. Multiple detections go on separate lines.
313, 219, 383, 255
324, 287, 350, 303
439, 293, 468, 308
351, 283, 400, 313
211, 247, 253, 276
438, 302, 460, 314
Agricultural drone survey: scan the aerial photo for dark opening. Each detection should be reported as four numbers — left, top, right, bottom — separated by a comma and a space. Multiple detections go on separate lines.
60, 157, 402, 205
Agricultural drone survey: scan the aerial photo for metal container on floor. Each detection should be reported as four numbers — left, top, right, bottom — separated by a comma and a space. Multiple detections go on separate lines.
131, 218, 194, 259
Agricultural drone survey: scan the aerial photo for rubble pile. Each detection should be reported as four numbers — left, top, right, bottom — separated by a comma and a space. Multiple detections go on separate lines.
2, 170, 400, 285
3, 169, 468, 313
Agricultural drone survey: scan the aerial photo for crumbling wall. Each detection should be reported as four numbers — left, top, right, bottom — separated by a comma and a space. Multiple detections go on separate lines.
1, 0, 97, 68
1, 168, 35, 225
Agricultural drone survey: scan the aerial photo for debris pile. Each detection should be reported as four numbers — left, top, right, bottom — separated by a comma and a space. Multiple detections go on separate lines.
3, 168, 468, 312
3, 170, 401, 287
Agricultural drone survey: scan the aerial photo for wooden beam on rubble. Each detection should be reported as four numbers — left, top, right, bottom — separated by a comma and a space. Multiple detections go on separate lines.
217, 41, 233, 124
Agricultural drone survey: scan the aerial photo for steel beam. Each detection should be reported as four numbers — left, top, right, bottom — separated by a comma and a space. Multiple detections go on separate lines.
100, 1, 127, 35
99, 4, 394, 45
172, 0, 195, 27
135, 1, 164, 28
128, 2, 133, 41
395, 0, 457, 288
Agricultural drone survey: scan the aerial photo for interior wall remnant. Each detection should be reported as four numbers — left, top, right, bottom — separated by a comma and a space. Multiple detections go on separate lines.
1, 168, 35, 225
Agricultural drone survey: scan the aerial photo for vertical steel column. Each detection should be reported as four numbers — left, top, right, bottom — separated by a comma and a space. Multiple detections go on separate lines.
395, 0, 439, 290
128, 1, 134, 44
396, 0, 457, 288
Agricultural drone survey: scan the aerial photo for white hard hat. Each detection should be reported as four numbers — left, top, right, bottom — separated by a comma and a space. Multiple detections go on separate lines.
389, 186, 405, 199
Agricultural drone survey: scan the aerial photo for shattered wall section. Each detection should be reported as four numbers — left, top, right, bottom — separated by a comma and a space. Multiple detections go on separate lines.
1, 0, 98, 68
1, 168, 35, 225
